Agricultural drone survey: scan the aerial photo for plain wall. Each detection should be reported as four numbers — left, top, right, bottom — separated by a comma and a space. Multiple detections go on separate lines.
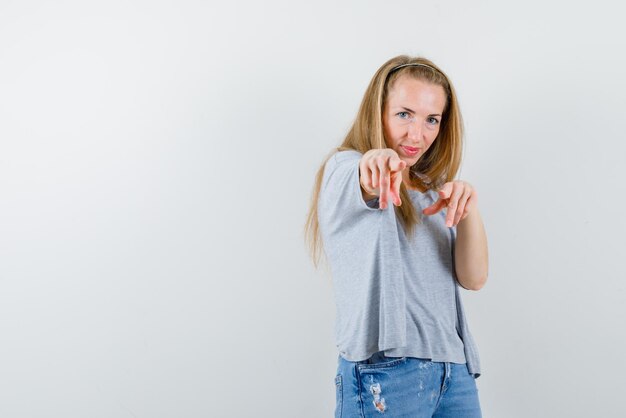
1, 0, 625, 417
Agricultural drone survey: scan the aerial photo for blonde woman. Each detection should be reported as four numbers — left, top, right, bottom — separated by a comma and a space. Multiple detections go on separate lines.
305, 55, 488, 417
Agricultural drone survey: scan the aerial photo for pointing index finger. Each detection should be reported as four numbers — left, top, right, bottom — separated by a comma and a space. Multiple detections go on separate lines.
378, 157, 390, 209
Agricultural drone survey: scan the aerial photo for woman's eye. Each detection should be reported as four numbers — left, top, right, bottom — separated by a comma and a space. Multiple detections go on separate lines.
428, 117, 440, 125
397, 111, 410, 119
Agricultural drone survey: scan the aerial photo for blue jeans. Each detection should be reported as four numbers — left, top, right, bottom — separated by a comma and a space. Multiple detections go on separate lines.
335, 351, 482, 417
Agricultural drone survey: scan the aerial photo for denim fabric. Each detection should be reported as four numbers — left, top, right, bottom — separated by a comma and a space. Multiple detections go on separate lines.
335, 351, 482, 418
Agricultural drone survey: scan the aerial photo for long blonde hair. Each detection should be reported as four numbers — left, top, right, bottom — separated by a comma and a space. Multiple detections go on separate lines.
304, 55, 464, 267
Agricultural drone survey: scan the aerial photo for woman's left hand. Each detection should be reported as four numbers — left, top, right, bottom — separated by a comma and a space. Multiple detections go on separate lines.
422, 181, 477, 228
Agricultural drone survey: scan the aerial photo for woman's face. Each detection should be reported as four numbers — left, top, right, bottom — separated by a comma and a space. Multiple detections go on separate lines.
383, 75, 447, 168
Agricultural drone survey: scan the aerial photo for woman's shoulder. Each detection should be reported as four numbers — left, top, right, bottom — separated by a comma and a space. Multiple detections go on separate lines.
333, 149, 362, 162
324, 149, 362, 171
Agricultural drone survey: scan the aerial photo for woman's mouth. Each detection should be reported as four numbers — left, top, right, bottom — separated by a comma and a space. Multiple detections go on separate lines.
401, 145, 420, 156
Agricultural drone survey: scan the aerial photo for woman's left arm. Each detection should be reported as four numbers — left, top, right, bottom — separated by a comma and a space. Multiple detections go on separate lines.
423, 181, 489, 291
454, 208, 489, 290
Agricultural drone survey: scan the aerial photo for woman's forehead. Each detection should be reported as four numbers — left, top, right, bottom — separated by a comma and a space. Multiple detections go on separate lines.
386, 76, 446, 111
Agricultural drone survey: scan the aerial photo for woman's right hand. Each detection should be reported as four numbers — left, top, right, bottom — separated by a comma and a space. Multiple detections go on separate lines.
359, 149, 407, 210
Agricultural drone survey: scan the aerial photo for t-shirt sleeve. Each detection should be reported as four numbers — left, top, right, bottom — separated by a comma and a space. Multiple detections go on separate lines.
318, 150, 398, 250
319, 150, 380, 220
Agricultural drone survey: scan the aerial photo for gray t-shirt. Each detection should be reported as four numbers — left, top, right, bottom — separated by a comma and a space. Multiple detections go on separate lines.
318, 150, 481, 378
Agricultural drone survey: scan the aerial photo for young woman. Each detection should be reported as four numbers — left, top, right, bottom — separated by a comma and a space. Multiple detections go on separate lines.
305, 55, 488, 417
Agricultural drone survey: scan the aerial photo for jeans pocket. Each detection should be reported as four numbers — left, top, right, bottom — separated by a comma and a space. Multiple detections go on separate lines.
334, 374, 343, 418
357, 356, 407, 371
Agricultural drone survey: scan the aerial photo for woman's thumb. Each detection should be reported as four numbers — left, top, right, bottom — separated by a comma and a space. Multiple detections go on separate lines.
389, 158, 406, 172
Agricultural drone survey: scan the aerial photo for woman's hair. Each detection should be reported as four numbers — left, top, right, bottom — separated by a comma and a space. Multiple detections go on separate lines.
304, 55, 464, 267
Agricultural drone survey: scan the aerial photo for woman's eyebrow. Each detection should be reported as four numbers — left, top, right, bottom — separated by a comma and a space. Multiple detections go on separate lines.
398, 106, 441, 117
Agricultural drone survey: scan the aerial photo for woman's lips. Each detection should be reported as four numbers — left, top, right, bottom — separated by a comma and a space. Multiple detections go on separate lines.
401, 145, 420, 156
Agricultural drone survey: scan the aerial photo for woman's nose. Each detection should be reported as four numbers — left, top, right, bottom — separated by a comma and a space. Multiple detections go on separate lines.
407, 121, 422, 140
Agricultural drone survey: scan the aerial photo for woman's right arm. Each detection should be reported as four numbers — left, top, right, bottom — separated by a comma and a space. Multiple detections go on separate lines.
358, 149, 406, 210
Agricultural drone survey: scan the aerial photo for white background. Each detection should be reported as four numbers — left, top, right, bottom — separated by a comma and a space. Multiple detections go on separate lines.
1, 1, 625, 417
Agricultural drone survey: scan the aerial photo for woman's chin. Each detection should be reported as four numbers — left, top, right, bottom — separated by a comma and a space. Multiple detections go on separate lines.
401, 155, 420, 166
